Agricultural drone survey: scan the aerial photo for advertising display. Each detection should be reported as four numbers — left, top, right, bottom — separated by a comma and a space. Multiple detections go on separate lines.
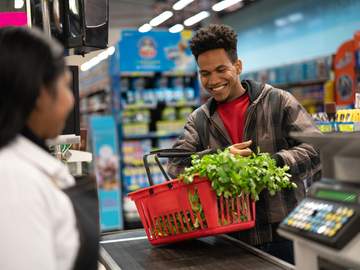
90, 115, 123, 231
334, 40, 356, 107
119, 29, 196, 72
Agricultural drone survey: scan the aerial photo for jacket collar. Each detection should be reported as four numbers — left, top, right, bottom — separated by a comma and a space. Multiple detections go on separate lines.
11, 136, 75, 189
203, 79, 266, 117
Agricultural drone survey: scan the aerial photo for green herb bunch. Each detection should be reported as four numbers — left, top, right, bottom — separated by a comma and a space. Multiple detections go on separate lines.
180, 149, 296, 201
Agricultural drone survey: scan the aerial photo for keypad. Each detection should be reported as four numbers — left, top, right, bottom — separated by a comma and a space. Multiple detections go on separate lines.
283, 200, 355, 238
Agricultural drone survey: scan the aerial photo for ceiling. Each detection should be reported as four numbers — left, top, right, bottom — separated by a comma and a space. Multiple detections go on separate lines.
108, 0, 257, 29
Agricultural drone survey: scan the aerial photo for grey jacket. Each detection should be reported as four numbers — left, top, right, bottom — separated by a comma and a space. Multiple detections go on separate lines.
167, 80, 321, 245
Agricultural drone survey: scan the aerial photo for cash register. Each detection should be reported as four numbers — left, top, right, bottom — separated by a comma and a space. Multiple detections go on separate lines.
278, 132, 360, 270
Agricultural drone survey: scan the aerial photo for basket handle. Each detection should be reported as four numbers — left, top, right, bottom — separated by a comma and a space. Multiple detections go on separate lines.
143, 149, 194, 187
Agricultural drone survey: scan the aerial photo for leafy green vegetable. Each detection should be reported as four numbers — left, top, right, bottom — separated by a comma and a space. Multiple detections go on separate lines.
150, 149, 295, 238
180, 149, 296, 201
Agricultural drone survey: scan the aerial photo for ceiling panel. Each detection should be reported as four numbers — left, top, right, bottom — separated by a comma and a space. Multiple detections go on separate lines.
109, 0, 257, 29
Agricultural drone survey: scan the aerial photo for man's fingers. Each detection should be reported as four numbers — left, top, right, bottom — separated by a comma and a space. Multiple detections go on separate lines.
232, 140, 252, 149
239, 148, 252, 157
229, 147, 253, 156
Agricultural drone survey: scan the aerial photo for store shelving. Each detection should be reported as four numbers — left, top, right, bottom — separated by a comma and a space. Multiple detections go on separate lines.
274, 78, 328, 89
243, 56, 333, 114
79, 59, 111, 128
111, 72, 200, 228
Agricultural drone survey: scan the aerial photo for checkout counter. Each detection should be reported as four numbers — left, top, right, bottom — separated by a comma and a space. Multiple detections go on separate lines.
100, 229, 294, 270
99, 132, 360, 270
279, 132, 360, 270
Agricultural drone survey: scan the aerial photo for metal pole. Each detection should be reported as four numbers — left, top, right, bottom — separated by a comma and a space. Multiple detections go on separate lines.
26, 0, 32, 27
41, 0, 51, 38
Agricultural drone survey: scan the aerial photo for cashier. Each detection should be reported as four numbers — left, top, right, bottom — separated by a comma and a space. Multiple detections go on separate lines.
167, 24, 321, 264
0, 27, 98, 269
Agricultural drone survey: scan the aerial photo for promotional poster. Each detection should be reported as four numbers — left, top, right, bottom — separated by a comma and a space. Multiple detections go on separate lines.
334, 40, 356, 107
90, 115, 123, 231
118, 29, 196, 73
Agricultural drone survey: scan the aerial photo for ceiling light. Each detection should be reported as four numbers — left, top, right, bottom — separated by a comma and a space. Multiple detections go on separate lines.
14, 0, 24, 9
138, 23, 152, 33
288, 13, 303, 23
169, 24, 184, 33
149, 11, 173, 27
212, 0, 242, 12
184, 11, 210, 26
81, 48, 116, 72
274, 18, 288, 27
172, 0, 194, 11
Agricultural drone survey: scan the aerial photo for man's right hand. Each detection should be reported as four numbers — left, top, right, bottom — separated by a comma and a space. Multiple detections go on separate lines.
229, 140, 253, 157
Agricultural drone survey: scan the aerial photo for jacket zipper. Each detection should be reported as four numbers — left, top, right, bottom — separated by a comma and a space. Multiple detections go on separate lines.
209, 116, 232, 145
243, 103, 256, 141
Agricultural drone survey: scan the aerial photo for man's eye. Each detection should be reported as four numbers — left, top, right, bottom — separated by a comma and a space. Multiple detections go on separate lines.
217, 68, 226, 73
201, 72, 209, 77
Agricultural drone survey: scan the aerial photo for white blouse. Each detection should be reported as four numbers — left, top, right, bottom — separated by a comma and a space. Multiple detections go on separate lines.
0, 136, 79, 270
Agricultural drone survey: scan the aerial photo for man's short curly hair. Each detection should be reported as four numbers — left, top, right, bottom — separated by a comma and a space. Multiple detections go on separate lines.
190, 24, 238, 62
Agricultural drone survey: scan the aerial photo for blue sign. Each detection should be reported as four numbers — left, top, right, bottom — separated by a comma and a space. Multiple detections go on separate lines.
119, 29, 196, 72
90, 115, 123, 231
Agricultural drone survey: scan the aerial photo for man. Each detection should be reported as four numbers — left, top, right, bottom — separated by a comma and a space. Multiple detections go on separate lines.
167, 24, 321, 264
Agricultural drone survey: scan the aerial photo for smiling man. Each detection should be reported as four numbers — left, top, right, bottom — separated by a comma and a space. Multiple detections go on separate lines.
167, 24, 322, 264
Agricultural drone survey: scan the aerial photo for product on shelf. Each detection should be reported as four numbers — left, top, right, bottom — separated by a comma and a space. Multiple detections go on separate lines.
334, 30, 360, 108
313, 108, 360, 133
179, 107, 193, 120
122, 123, 149, 136
122, 109, 150, 124
162, 107, 176, 121
156, 120, 186, 135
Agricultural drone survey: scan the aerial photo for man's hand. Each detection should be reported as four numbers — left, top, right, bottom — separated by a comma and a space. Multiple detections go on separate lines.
229, 140, 253, 157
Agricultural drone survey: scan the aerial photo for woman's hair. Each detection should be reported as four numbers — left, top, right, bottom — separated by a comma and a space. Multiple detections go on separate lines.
0, 27, 65, 148
189, 24, 238, 62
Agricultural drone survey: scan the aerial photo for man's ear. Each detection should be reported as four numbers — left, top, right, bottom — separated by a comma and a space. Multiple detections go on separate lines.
235, 59, 242, 75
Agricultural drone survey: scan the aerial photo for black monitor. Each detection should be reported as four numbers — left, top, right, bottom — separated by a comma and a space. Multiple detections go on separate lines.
63, 65, 80, 135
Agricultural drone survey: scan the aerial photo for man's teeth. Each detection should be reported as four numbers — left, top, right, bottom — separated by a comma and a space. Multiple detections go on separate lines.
212, 85, 226, 91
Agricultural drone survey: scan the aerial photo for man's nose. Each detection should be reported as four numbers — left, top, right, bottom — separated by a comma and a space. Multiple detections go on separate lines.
208, 72, 221, 86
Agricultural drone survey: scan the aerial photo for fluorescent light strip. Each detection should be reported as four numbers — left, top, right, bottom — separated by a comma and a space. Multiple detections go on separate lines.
169, 24, 184, 33
80, 47, 116, 72
138, 23, 152, 33
107, 46, 115, 56
212, 0, 242, 12
149, 11, 173, 27
184, 11, 210, 26
172, 0, 194, 11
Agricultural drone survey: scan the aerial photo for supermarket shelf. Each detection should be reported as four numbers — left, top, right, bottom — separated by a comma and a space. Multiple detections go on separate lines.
274, 78, 328, 89
118, 71, 197, 77
123, 103, 157, 110
119, 71, 155, 77
80, 88, 107, 99
123, 100, 199, 110
166, 100, 199, 107
162, 70, 197, 76
123, 131, 181, 140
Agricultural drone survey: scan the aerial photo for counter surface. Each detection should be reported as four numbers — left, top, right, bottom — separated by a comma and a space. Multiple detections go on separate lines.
100, 230, 294, 270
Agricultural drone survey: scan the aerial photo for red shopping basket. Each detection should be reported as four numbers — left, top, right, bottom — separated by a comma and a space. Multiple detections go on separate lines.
128, 149, 256, 245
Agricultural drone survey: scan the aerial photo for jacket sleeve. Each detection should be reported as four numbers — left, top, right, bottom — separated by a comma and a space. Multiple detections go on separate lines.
275, 91, 321, 186
167, 112, 215, 178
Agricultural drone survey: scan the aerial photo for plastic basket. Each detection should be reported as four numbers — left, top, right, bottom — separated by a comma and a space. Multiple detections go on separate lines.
128, 149, 256, 245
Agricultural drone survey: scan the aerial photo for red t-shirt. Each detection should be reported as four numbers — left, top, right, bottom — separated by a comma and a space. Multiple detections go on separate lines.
217, 93, 250, 144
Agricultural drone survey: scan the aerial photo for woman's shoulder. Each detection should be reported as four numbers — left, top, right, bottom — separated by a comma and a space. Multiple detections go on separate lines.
0, 138, 73, 210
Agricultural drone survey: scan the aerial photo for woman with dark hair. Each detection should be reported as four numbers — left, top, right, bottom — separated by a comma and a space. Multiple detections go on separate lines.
0, 27, 99, 270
